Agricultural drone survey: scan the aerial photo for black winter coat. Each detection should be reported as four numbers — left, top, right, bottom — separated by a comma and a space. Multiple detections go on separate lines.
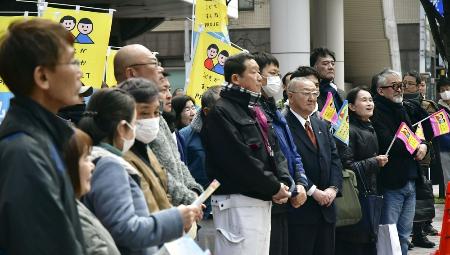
0, 96, 86, 254
201, 87, 291, 201
336, 116, 381, 195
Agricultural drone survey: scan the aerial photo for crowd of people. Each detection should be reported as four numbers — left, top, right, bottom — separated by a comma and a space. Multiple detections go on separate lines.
0, 18, 449, 255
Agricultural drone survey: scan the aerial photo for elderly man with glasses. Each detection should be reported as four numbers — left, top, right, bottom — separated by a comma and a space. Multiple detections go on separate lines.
370, 69, 429, 255
285, 77, 343, 255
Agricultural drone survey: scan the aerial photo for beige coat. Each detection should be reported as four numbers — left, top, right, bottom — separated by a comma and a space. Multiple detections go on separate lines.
124, 147, 172, 212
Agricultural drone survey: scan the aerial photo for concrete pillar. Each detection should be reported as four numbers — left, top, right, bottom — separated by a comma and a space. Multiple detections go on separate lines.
269, 0, 310, 75
311, 0, 345, 90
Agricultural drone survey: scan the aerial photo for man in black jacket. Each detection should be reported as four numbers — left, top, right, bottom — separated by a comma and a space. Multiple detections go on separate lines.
201, 53, 291, 255
310, 47, 345, 111
285, 77, 343, 255
0, 19, 86, 254
371, 69, 428, 255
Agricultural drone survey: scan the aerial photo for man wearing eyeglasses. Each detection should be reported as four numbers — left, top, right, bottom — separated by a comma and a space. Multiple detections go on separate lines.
370, 69, 429, 254
114, 44, 204, 208
285, 77, 343, 255
310, 47, 345, 112
402, 70, 439, 249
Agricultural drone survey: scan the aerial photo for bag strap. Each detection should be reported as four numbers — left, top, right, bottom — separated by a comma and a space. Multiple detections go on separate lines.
353, 164, 370, 195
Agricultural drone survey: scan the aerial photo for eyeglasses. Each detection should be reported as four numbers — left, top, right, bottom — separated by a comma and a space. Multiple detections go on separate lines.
128, 61, 161, 68
288, 90, 320, 98
57, 59, 81, 67
379, 82, 406, 91
183, 106, 197, 113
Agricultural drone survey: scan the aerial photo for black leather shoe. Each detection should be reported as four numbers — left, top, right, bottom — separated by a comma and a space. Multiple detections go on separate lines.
412, 236, 436, 248
408, 240, 414, 250
423, 224, 439, 236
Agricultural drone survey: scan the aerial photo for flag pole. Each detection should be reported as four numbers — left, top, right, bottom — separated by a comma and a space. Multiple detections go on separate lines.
385, 135, 397, 156
412, 114, 433, 127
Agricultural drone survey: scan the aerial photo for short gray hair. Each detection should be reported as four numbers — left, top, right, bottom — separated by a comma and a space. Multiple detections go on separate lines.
378, 69, 401, 86
287, 77, 313, 92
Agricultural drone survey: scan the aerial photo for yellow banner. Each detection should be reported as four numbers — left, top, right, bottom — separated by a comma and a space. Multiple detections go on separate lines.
104, 47, 118, 87
415, 122, 425, 140
0, 16, 31, 92
186, 32, 241, 104
194, 0, 228, 36
42, 7, 113, 89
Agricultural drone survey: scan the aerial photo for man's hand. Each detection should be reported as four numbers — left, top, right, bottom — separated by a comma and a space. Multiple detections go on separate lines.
414, 144, 427, 161
323, 188, 337, 207
290, 185, 307, 208
312, 189, 329, 206
272, 183, 291, 204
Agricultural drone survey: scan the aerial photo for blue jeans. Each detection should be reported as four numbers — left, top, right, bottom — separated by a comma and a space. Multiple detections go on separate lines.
381, 181, 416, 255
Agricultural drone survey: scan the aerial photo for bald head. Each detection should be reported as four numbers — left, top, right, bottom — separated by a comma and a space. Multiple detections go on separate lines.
114, 44, 164, 84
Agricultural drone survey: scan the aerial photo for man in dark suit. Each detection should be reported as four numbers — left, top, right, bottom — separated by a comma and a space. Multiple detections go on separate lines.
285, 77, 343, 255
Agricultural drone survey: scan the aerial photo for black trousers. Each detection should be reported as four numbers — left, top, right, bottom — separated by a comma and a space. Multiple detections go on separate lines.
269, 213, 288, 255
288, 219, 335, 255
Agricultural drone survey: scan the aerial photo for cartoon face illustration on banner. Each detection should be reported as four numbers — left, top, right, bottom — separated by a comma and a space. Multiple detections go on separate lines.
212, 50, 229, 75
401, 128, 411, 139
60, 15, 77, 31
437, 113, 445, 124
75, 18, 94, 44
204, 44, 219, 70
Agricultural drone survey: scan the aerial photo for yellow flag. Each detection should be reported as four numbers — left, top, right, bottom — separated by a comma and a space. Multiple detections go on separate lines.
194, 0, 228, 37
186, 32, 241, 104
333, 100, 349, 145
104, 47, 118, 87
319, 92, 338, 124
415, 122, 425, 140
42, 7, 113, 89
0, 16, 32, 93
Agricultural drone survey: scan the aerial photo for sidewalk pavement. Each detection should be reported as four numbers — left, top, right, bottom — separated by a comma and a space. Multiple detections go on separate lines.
410, 185, 444, 255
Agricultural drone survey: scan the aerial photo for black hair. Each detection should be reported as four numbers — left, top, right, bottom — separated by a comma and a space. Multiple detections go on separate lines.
437, 77, 450, 92
118, 78, 159, 104
171, 95, 195, 130
172, 88, 184, 97
60, 15, 76, 23
403, 70, 421, 85
346, 87, 371, 117
219, 50, 229, 57
78, 18, 93, 25
291, 66, 319, 80
282, 71, 294, 86
252, 52, 279, 72
224, 52, 255, 83
207, 44, 219, 51
201, 85, 221, 110
310, 47, 336, 67
78, 89, 135, 145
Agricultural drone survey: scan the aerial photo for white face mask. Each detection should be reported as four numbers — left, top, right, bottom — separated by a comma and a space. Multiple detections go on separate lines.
262, 76, 282, 97
122, 122, 136, 153
135, 117, 160, 144
440, 91, 450, 101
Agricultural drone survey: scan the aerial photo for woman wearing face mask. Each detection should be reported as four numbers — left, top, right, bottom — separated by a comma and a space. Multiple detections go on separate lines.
64, 128, 120, 255
436, 78, 450, 189
335, 87, 388, 255
118, 78, 173, 213
253, 52, 309, 255
78, 88, 202, 255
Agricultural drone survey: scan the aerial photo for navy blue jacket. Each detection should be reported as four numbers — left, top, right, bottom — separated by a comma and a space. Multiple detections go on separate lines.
286, 111, 343, 224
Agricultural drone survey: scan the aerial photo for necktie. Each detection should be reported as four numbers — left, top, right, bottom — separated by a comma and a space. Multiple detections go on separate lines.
305, 120, 317, 148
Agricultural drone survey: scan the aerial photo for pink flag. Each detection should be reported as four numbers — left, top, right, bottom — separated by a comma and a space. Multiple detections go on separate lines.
395, 122, 422, 154
429, 109, 450, 137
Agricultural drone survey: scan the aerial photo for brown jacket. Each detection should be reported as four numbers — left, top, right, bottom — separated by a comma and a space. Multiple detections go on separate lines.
124, 148, 172, 212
